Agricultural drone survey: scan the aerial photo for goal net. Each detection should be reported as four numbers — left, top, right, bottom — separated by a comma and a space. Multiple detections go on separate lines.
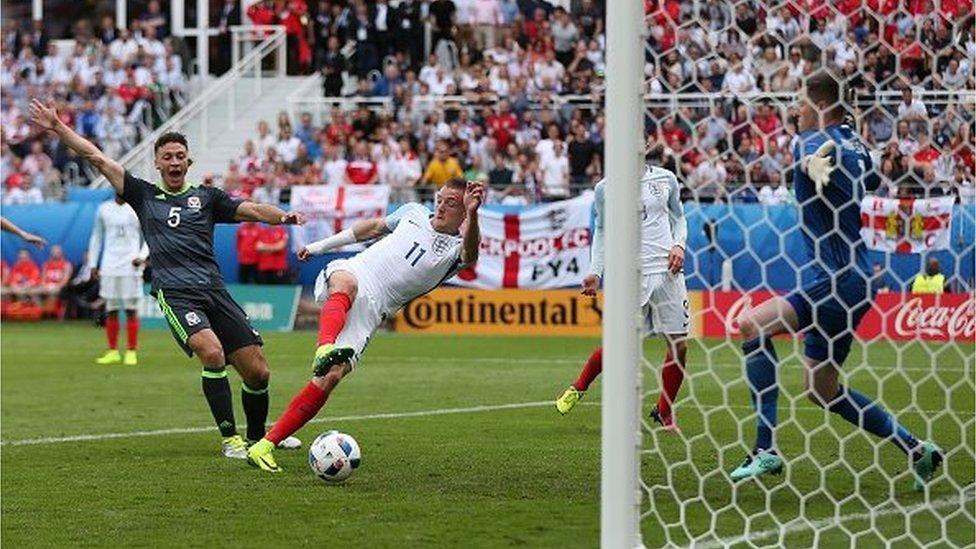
626, 3, 976, 547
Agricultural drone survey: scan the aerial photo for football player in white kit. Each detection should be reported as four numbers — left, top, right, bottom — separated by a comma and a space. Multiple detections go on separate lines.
555, 165, 690, 432
247, 178, 485, 472
88, 194, 149, 365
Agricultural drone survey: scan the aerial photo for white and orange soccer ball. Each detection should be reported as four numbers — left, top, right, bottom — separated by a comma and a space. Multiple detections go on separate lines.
308, 430, 361, 483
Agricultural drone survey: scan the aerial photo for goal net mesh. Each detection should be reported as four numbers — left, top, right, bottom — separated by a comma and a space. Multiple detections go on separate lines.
634, 2, 975, 547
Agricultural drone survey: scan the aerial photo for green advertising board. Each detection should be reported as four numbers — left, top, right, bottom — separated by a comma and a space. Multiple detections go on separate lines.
139, 284, 301, 332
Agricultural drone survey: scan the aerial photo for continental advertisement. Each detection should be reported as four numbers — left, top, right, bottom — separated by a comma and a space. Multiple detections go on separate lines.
395, 288, 705, 337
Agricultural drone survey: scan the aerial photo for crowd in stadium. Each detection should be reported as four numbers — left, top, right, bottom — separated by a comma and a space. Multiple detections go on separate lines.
2, 0, 976, 205
1, 1, 187, 203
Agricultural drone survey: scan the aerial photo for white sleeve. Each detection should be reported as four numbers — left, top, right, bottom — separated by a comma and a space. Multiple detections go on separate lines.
87, 208, 104, 269
589, 180, 606, 277
667, 174, 687, 248
385, 203, 430, 231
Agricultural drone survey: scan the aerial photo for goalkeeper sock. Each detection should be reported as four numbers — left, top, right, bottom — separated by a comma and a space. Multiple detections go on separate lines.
573, 346, 603, 391
744, 337, 779, 451
201, 368, 237, 437
827, 385, 919, 455
318, 292, 353, 345
656, 349, 682, 417
105, 314, 120, 350
266, 381, 328, 445
241, 382, 270, 442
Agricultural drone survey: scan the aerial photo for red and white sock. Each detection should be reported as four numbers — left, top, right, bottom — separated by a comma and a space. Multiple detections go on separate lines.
573, 346, 603, 392
126, 316, 139, 351
656, 349, 684, 417
105, 315, 120, 350
318, 292, 352, 346
265, 382, 329, 444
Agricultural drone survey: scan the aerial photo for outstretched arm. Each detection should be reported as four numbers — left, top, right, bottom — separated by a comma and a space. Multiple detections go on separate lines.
234, 201, 305, 225
297, 217, 390, 260
460, 182, 485, 265
28, 99, 125, 194
1, 217, 47, 248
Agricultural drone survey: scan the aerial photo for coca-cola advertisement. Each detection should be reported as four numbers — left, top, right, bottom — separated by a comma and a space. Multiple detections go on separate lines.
700, 291, 976, 342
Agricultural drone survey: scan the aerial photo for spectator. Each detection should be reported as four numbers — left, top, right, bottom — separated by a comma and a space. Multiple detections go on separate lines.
540, 139, 570, 202
322, 144, 349, 185
275, 125, 302, 163
897, 87, 928, 128
911, 258, 946, 294
471, 0, 504, 49
871, 263, 892, 293
256, 120, 278, 156
687, 148, 727, 202
345, 141, 379, 184
568, 123, 599, 189
256, 224, 290, 284
8, 249, 40, 298
320, 36, 346, 97
236, 222, 262, 284
422, 140, 464, 189
40, 244, 72, 315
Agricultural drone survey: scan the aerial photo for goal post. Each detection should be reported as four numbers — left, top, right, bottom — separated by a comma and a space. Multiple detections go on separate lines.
600, 0, 647, 545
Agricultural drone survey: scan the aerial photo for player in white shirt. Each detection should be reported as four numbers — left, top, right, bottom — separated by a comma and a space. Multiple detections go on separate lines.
88, 195, 149, 366
556, 165, 690, 432
247, 178, 485, 472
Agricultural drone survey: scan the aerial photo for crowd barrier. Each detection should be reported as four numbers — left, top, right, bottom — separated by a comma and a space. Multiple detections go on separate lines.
2, 202, 973, 292
396, 289, 976, 342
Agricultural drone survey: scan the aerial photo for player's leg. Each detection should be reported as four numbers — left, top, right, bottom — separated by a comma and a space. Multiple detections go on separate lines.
729, 295, 800, 481
248, 291, 377, 472
313, 269, 359, 373
649, 274, 690, 431
96, 277, 122, 364
556, 346, 602, 415
651, 334, 687, 432
803, 336, 942, 491
157, 289, 245, 457
121, 275, 141, 365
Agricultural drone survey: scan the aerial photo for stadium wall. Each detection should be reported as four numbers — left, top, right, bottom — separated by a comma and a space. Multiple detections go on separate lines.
3, 202, 973, 291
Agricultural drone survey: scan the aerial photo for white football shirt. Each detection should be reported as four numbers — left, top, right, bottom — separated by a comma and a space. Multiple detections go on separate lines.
347, 203, 465, 313
88, 200, 148, 276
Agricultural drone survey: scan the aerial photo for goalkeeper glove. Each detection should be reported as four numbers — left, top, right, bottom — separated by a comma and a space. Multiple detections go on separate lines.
803, 140, 836, 194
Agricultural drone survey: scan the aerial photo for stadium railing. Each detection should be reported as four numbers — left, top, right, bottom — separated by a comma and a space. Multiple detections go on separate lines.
90, 26, 287, 188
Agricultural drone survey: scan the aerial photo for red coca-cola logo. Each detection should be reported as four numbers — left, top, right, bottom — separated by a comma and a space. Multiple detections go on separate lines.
892, 296, 976, 339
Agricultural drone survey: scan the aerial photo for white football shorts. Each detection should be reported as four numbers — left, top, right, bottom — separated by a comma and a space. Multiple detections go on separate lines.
314, 260, 386, 367
100, 275, 143, 312
640, 272, 689, 336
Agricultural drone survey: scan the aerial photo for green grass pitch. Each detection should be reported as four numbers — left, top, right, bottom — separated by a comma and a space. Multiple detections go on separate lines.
1, 322, 973, 547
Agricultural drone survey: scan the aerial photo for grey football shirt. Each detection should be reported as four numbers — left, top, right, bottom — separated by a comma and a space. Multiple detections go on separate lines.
122, 171, 242, 290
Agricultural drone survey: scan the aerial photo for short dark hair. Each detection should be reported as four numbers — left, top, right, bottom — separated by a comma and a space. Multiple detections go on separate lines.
154, 132, 189, 154
444, 177, 468, 192
805, 70, 847, 120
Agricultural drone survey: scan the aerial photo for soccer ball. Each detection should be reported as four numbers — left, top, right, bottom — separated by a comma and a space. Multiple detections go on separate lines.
308, 430, 361, 483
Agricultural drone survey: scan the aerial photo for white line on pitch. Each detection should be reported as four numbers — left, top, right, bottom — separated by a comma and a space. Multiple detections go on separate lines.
0, 400, 553, 447
695, 489, 976, 549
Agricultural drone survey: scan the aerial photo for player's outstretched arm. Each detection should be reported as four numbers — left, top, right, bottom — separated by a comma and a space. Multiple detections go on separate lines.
297, 217, 390, 261
28, 99, 125, 194
460, 181, 485, 265
234, 201, 306, 225
1, 217, 46, 248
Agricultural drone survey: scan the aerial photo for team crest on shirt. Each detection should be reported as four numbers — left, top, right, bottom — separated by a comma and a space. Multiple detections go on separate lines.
187, 196, 201, 210
431, 235, 453, 256
185, 312, 201, 326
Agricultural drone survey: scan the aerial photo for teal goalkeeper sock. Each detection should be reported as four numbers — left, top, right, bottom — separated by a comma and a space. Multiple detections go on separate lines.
827, 385, 919, 454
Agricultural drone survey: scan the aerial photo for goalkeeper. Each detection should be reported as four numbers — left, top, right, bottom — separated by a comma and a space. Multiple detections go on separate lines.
730, 71, 941, 490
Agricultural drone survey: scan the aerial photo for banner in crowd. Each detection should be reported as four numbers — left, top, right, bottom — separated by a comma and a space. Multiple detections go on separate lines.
700, 290, 975, 341
860, 196, 955, 254
289, 185, 391, 252
395, 288, 605, 336
451, 193, 594, 289
140, 284, 301, 332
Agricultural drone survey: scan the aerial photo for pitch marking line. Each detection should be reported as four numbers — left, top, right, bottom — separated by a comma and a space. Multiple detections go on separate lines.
0, 400, 554, 447
697, 489, 976, 549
